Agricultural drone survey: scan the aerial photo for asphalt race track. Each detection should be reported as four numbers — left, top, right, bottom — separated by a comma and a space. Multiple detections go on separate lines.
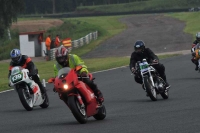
1, 54, 200, 133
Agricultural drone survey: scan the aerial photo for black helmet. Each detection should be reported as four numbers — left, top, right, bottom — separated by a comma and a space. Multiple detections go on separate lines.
196, 32, 200, 42
134, 40, 145, 53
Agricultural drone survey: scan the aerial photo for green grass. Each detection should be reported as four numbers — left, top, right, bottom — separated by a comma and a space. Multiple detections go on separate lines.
166, 12, 200, 40
67, 16, 127, 56
0, 54, 179, 92
76, 0, 200, 13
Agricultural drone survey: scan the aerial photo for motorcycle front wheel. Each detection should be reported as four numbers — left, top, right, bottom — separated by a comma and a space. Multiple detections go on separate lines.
18, 88, 33, 111
68, 96, 87, 124
144, 76, 157, 101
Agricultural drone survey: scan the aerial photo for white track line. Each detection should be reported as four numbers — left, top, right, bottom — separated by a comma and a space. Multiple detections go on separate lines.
0, 89, 14, 94
0, 66, 128, 94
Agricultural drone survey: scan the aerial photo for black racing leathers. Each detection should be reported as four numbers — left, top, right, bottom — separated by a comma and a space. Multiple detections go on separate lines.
8, 55, 45, 94
129, 48, 167, 84
193, 40, 200, 45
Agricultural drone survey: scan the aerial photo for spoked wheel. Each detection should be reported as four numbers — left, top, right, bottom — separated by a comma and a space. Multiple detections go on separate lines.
18, 88, 33, 111
144, 76, 157, 101
68, 96, 87, 124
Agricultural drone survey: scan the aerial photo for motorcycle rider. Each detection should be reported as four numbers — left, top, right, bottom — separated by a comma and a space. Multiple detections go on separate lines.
8, 49, 46, 96
129, 40, 170, 90
53, 45, 104, 104
191, 32, 200, 70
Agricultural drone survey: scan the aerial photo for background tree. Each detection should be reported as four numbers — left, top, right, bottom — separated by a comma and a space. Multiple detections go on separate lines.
52, 0, 56, 14
0, 0, 24, 38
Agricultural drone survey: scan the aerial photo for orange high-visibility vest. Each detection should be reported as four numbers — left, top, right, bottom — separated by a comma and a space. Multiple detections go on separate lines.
55, 36, 60, 47
45, 37, 51, 50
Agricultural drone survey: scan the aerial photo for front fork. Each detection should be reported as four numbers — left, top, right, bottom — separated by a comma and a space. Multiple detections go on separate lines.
68, 92, 84, 105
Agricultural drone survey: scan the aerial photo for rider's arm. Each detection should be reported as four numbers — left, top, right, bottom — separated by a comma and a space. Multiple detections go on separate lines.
72, 54, 88, 74
146, 48, 159, 61
129, 52, 136, 70
26, 57, 37, 75
8, 62, 13, 78
8, 70, 11, 79
54, 64, 58, 77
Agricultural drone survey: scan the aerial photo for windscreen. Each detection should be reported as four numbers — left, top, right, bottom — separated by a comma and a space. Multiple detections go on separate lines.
57, 67, 71, 77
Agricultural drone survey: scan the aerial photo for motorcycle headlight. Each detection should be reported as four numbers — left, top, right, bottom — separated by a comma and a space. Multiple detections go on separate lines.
63, 84, 68, 90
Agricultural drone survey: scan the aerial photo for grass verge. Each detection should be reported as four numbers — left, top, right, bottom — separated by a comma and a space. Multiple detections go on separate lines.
76, 0, 200, 13
0, 54, 179, 92
67, 16, 127, 56
166, 12, 200, 40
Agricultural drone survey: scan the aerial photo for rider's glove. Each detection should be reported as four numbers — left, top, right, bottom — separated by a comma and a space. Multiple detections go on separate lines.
152, 59, 158, 64
80, 71, 87, 77
131, 67, 136, 73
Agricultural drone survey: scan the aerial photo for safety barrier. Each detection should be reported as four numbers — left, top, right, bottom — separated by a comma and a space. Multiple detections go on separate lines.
49, 31, 98, 60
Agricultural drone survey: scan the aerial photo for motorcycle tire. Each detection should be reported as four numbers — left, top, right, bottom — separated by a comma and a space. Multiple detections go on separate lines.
160, 90, 169, 99
68, 96, 87, 124
93, 105, 106, 120
40, 92, 49, 108
18, 88, 33, 111
144, 76, 157, 101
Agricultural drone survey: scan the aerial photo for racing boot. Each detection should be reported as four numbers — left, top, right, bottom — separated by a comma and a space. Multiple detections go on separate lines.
195, 65, 198, 71
159, 73, 171, 89
95, 90, 104, 104
165, 81, 171, 90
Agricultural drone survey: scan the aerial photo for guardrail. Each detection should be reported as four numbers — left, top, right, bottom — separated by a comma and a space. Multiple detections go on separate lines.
49, 31, 98, 60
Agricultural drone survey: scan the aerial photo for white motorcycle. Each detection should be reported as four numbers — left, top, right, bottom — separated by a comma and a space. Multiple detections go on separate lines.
9, 66, 49, 111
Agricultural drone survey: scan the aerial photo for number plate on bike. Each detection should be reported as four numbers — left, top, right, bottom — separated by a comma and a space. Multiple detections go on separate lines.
11, 73, 23, 83
139, 62, 149, 72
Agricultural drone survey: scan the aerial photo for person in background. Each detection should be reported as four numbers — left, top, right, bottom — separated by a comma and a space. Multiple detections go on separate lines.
38, 33, 43, 45
54, 35, 61, 48
45, 35, 51, 60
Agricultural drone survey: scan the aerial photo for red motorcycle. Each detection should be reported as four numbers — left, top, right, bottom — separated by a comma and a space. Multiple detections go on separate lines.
48, 66, 106, 124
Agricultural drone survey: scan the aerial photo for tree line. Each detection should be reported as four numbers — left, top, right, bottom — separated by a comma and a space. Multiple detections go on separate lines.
24, 0, 147, 14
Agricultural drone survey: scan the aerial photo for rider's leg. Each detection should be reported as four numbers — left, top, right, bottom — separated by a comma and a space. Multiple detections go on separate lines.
82, 78, 104, 103
32, 75, 46, 94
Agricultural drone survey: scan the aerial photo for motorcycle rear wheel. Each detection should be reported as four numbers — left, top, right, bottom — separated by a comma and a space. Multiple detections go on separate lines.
68, 96, 87, 124
93, 105, 106, 120
18, 88, 33, 111
144, 76, 157, 101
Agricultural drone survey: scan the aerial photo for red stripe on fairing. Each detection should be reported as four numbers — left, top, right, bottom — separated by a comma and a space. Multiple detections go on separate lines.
33, 86, 38, 93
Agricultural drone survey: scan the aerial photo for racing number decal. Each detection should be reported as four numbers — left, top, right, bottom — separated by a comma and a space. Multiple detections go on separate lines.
11, 74, 22, 83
